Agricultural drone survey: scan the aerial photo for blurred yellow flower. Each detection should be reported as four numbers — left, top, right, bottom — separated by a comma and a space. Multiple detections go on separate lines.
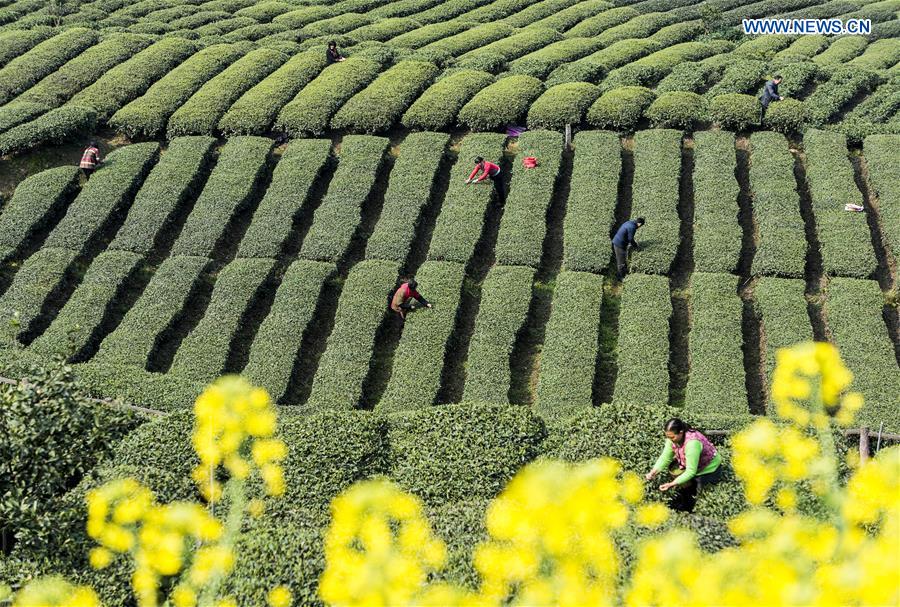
267, 585, 292, 607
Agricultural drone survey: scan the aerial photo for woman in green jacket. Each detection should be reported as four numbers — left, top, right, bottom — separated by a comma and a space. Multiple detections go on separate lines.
646, 418, 725, 512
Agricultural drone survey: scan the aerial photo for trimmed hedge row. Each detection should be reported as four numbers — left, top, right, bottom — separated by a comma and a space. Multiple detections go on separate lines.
0, 247, 80, 342
763, 98, 808, 134
29, 250, 143, 359
525, 0, 612, 32
171, 136, 272, 257
826, 278, 899, 430
0, 101, 47, 133
45, 143, 159, 251
388, 20, 474, 49
462, 264, 534, 404
692, 130, 741, 273
494, 130, 563, 267
753, 277, 811, 405
646, 91, 708, 129
802, 129, 877, 278
526, 82, 600, 130
238, 139, 332, 259
0, 28, 53, 68
94, 255, 210, 367
613, 273, 671, 408
427, 132, 506, 264
0, 166, 79, 254
729, 33, 792, 59
775, 34, 829, 61
655, 59, 724, 94
243, 260, 335, 404
218, 50, 326, 135
299, 135, 388, 262
377, 260, 465, 412
749, 131, 806, 278
275, 57, 382, 136
110, 136, 215, 254
684, 272, 748, 416
535, 270, 602, 425
366, 132, 448, 264
0, 28, 97, 105
169, 257, 276, 383
768, 61, 818, 98
458, 74, 543, 131
813, 35, 868, 66
401, 69, 493, 131
804, 66, 880, 126
586, 85, 655, 131
705, 59, 767, 97
601, 41, 732, 92
562, 130, 619, 273
507, 38, 602, 79
863, 134, 899, 276
709, 93, 759, 131
346, 17, 422, 42
305, 259, 398, 411
629, 128, 682, 275
69, 37, 198, 121
414, 22, 513, 63
331, 60, 438, 133
455, 27, 561, 73
547, 38, 659, 87
16, 33, 152, 109
847, 37, 900, 71
110, 43, 249, 139
0, 104, 97, 157
564, 5, 638, 38
166, 47, 287, 137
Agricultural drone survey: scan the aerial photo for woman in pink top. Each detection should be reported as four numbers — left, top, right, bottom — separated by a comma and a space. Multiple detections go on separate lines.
646, 418, 725, 512
465, 156, 505, 201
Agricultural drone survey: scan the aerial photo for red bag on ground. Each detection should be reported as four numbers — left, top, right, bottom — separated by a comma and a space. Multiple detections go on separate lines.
523, 156, 538, 169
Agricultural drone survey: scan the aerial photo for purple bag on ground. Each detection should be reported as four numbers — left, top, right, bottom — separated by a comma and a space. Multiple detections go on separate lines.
506, 125, 527, 137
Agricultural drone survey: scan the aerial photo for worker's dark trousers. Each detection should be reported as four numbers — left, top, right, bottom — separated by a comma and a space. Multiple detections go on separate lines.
488, 171, 505, 201
81, 167, 95, 180
759, 102, 769, 125
669, 464, 726, 513
613, 245, 628, 280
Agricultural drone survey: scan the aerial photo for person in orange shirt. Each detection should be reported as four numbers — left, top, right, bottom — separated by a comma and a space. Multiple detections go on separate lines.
465, 156, 505, 201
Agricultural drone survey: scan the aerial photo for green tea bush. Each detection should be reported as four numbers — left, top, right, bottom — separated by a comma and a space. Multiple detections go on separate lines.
775, 34, 828, 61
221, 22, 291, 43
300, 12, 371, 37
218, 50, 327, 136
586, 86, 655, 131
167, 8, 229, 30
112, 408, 197, 476
646, 91, 708, 129
527, 82, 600, 130
366, 132, 448, 264
234, 0, 292, 21
0, 101, 47, 133
0, 247, 79, 342
684, 272, 748, 416
705, 59, 768, 97
507, 38, 601, 79
16, 33, 152, 109
171, 136, 272, 257
813, 35, 867, 65
0, 28, 53, 68
458, 75, 543, 131
345, 17, 422, 42
69, 37, 198, 120
462, 265, 534, 404
649, 19, 705, 47
494, 130, 563, 267
413, 0, 497, 24
29, 250, 143, 359
462, 0, 537, 23
753, 277, 811, 397
709, 93, 758, 131
270, 5, 331, 29
562, 130, 619, 273
193, 16, 257, 37
729, 33, 792, 59
331, 60, 439, 133
377, 260, 465, 412
305, 259, 398, 412
629, 129, 682, 274
455, 27, 561, 73
827, 278, 900, 430
613, 273, 671, 407
299, 135, 388, 262
497, 0, 579, 27
593, 10, 683, 46
94, 255, 210, 368
762, 98, 807, 133
427, 499, 489, 590
414, 22, 513, 63
44, 143, 159, 251
749, 131, 806, 277
0, 28, 97, 105
387, 401, 546, 503
802, 129, 877, 278
565, 5, 638, 37
803, 67, 880, 126
0, 166, 79, 255
389, 20, 474, 49
427, 133, 506, 263
170, 257, 276, 384
847, 37, 900, 71
535, 271, 603, 425
166, 47, 287, 137
369, 0, 441, 19
110, 43, 249, 139
656, 60, 723, 94
0, 104, 97, 157
863, 134, 900, 268
243, 260, 335, 403
239, 139, 332, 259
275, 57, 382, 136
109, 136, 216, 254
402, 69, 493, 131
524, 0, 611, 32
692, 130, 741, 273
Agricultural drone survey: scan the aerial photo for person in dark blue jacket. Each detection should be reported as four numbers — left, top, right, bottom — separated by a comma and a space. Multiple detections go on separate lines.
759, 74, 783, 124
611, 217, 645, 280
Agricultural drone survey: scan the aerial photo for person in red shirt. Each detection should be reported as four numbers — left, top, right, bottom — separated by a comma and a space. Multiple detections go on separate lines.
79, 140, 102, 179
465, 156, 505, 201
388, 279, 432, 320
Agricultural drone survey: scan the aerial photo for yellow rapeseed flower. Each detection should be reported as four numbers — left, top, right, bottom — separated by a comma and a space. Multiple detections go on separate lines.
267, 585, 292, 607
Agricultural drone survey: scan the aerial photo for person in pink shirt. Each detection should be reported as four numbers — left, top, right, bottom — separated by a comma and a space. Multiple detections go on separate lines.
388, 279, 432, 320
465, 156, 505, 201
